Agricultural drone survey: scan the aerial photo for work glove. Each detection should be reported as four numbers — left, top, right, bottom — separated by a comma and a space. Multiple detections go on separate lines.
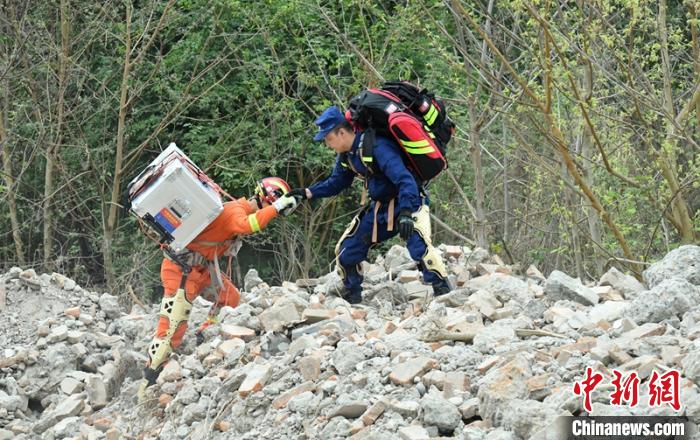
289, 188, 310, 201
397, 209, 414, 240
272, 194, 298, 216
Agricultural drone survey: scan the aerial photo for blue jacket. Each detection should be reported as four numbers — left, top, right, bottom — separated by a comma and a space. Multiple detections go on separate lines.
309, 133, 421, 214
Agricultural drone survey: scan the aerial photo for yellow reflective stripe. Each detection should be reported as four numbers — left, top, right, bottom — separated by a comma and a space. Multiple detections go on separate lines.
341, 162, 348, 167
362, 156, 373, 162
248, 214, 261, 233
404, 146, 434, 154
402, 139, 430, 148
425, 105, 438, 125
424, 127, 436, 138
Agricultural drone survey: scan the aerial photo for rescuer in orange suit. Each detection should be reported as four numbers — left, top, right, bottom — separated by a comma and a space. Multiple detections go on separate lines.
138, 177, 296, 399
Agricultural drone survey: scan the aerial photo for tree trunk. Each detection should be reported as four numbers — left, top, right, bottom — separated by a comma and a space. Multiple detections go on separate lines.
43, 0, 70, 271
104, 3, 132, 291
0, 87, 26, 266
468, 102, 487, 249
690, 3, 700, 132
579, 60, 604, 276
502, 119, 510, 244
658, 0, 695, 244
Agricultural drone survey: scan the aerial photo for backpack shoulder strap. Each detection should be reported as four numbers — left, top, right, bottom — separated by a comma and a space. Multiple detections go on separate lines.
359, 130, 380, 174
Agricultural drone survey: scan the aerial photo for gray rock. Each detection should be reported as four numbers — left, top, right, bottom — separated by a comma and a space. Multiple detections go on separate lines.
477, 357, 532, 425
53, 416, 81, 438
463, 427, 487, 440
473, 324, 517, 354
588, 301, 629, 323
627, 278, 700, 324
523, 300, 548, 320
330, 398, 367, 419
86, 375, 108, 409
500, 399, 559, 439
683, 347, 700, 385
599, 267, 645, 298
219, 304, 261, 331
644, 245, 700, 288
545, 271, 598, 305
384, 245, 413, 272
482, 274, 531, 305
259, 302, 301, 332
682, 385, 700, 424
0, 391, 24, 412
366, 281, 408, 304
287, 391, 317, 415
466, 247, 490, 267
33, 394, 85, 434
332, 342, 366, 375
181, 399, 208, 425
244, 269, 264, 292
484, 428, 516, 440
98, 293, 121, 319
399, 425, 431, 440
97, 350, 139, 398
59, 377, 83, 395
291, 316, 356, 341
319, 416, 352, 438
288, 334, 318, 358
421, 391, 461, 433
47, 324, 69, 344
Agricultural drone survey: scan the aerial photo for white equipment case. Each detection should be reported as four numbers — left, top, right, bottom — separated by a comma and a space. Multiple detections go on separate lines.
127, 143, 223, 253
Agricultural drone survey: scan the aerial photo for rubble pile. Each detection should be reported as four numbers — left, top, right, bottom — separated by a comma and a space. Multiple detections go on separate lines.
1, 244, 700, 439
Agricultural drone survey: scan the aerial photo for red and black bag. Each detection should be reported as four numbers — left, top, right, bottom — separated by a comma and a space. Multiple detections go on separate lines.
346, 81, 455, 182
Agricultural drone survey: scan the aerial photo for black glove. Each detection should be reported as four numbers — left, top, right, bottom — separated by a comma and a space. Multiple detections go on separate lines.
397, 209, 414, 240
289, 188, 309, 201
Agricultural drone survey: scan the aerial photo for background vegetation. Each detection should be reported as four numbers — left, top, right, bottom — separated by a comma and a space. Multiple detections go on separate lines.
1, 0, 698, 303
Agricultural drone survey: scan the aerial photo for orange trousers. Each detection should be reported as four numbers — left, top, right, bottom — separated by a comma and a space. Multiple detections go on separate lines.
155, 258, 240, 350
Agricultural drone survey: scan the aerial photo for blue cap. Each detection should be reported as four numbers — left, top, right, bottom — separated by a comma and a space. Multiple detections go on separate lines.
313, 106, 346, 141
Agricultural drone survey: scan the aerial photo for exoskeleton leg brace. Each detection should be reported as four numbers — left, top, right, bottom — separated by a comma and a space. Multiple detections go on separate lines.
334, 213, 362, 281
140, 268, 193, 392
412, 205, 448, 280
147, 285, 193, 371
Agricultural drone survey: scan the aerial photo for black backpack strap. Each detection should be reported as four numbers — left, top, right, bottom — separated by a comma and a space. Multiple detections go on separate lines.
359, 129, 380, 175
339, 152, 349, 169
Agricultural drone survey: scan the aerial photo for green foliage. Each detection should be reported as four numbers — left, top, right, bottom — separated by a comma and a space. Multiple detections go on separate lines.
1, 0, 698, 296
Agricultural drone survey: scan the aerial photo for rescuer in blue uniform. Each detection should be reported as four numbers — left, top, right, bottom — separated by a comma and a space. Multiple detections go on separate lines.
290, 106, 451, 304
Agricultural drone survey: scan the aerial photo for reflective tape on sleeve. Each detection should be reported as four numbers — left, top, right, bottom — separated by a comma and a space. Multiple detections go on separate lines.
248, 214, 261, 233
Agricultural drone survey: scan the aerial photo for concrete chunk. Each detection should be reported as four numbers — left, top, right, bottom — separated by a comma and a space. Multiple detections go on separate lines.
398, 425, 430, 440
238, 363, 273, 397
220, 325, 256, 341
302, 308, 336, 323
545, 271, 599, 305
59, 377, 83, 395
259, 303, 302, 332
272, 381, 315, 409
389, 357, 438, 385
620, 323, 666, 340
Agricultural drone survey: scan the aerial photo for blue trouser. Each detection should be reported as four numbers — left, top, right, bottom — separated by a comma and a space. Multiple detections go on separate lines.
336, 200, 446, 295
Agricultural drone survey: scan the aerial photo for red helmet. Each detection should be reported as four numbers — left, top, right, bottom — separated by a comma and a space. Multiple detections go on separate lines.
255, 177, 291, 206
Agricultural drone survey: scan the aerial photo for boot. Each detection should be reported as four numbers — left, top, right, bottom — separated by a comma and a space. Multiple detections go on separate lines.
342, 288, 363, 305
432, 279, 452, 296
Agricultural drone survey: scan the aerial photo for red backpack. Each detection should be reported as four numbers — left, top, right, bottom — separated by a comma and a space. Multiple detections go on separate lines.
346, 81, 455, 182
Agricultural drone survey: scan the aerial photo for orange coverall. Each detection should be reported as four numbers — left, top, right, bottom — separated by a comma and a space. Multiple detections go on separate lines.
153, 197, 278, 355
